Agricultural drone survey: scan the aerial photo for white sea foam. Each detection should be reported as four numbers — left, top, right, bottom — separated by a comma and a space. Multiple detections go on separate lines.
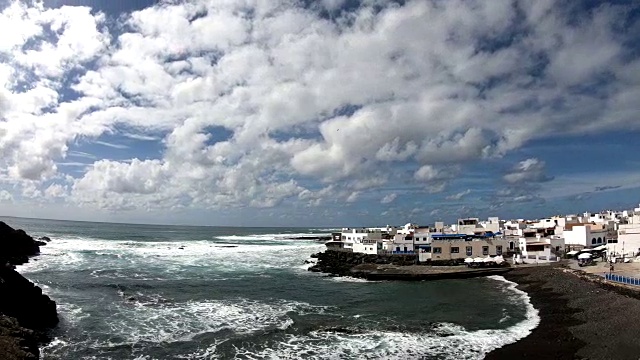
17, 235, 325, 278
329, 276, 374, 283
40, 338, 70, 358
214, 232, 329, 241
205, 275, 540, 360
101, 298, 329, 346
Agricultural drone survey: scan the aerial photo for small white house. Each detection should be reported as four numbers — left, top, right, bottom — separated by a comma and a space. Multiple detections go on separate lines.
352, 240, 379, 254
518, 238, 559, 262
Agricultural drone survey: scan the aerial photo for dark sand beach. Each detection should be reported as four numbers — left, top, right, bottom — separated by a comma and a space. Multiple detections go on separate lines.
486, 265, 640, 360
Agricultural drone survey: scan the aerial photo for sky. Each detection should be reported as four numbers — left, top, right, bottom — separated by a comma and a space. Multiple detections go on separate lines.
0, 0, 639, 227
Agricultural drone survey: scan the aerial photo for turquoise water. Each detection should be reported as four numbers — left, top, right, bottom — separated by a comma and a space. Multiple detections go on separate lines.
3, 217, 539, 359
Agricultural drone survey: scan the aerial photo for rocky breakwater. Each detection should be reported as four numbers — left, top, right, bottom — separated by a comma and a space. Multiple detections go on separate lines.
1, 221, 58, 359
308, 250, 511, 281
308, 250, 417, 277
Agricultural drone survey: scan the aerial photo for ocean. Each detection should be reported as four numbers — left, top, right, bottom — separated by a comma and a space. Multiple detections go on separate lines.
3, 217, 539, 359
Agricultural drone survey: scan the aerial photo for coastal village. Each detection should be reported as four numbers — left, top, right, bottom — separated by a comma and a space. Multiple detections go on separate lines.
313, 203, 640, 282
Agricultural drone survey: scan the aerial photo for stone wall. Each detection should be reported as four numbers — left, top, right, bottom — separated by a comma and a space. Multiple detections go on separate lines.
308, 250, 465, 276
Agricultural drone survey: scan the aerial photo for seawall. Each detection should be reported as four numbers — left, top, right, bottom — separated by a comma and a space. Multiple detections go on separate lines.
308, 250, 511, 281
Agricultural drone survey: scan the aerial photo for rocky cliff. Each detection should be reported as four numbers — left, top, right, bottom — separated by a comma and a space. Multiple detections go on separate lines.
0, 221, 59, 359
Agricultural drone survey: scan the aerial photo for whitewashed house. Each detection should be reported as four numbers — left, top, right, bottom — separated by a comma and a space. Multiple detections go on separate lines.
344, 226, 396, 254
518, 238, 560, 263
388, 223, 418, 253
610, 205, 640, 258
563, 223, 608, 248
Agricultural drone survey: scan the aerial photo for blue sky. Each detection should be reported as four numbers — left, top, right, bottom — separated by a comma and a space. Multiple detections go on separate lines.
0, 0, 639, 227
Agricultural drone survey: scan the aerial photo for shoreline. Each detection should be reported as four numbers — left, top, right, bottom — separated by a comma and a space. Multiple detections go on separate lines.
0, 221, 59, 360
485, 265, 640, 360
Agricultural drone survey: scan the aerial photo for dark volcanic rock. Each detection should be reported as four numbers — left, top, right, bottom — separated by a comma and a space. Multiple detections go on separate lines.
0, 315, 39, 360
308, 250, 417, 277
0, 266, 59, 330
0, 221, 42, 266
0, 221, 59, 359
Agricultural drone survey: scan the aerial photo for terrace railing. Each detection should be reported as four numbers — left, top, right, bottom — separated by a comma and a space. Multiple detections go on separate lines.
605, 273, 640, 286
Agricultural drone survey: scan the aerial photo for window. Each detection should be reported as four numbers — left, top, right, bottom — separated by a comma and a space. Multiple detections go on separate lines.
341, 236, 346, 240
396, 247, 400, 252
482, 246, 489, 255
608, 239, 618, 244
404, 247, 408, 252
592, 238, 596, 244
496, 245, 503, 255
597, 237, 602, 243
451, 247, 459, 253
433, 247, 442, 254
466, 246, 473, 256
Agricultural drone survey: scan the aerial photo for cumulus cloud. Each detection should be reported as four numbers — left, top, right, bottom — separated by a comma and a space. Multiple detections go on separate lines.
414, 165, 458, 193
44, 184, 67, 198
0, 0, 638, 216
0, 190, 13, 202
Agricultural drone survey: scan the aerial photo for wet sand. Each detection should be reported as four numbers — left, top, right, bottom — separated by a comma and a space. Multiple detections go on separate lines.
485, 265, 640, 360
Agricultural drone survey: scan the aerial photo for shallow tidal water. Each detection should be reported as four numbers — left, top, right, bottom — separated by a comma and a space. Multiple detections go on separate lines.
4, 217, 539, 359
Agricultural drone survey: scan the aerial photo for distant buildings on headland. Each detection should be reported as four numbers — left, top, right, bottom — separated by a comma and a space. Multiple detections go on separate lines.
326, 204, 640, 263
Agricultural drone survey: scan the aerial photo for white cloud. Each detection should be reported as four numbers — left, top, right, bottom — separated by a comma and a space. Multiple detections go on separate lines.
0, 190, 13, 202
0, 0, 638, 216
93, 141, 130, 149
503, 158, 552, 184
346, 191, 360, 203
414, 165, 441, 182
446, 189, 471, 201
381, 193, 397, 204
44, 184, 66, 198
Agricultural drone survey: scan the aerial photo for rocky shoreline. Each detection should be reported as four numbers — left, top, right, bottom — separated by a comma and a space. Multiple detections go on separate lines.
0, 221, 59, 360
307, 250, 511, 281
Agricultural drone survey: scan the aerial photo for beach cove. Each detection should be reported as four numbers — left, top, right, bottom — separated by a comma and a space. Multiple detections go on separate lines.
3, 217, 540, 359
486, 265, 640, 360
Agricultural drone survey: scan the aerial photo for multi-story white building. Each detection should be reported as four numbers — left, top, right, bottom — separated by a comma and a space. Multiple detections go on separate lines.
609, 205, 640, 257
563, 223, 608, 248
340, 227, 397, 254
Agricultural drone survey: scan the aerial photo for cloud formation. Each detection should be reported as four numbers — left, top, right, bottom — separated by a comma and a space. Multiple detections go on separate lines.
0, 0, 638, 221
503, 158, 553, 184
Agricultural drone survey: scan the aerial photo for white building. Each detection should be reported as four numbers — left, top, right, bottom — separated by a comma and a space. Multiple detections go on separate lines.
479, 217, 501, 233
518, 239, 560, 263
388, 223, 418, 253
563, 223, 608, 248
344, 226, 396, 254
610, 224, 640, 258
352, 240, 379, 254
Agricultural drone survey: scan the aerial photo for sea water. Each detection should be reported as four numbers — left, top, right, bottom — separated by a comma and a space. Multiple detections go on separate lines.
3, 217, 539, 359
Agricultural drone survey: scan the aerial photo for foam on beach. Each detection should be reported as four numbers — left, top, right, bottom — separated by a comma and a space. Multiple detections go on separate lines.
188, 276, 540, 360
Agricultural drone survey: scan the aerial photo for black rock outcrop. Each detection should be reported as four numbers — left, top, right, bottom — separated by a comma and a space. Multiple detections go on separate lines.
0, 222, 42, 266
308, 250, 418, 276
0, 221, 59, 359
0, 315, 39, 360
